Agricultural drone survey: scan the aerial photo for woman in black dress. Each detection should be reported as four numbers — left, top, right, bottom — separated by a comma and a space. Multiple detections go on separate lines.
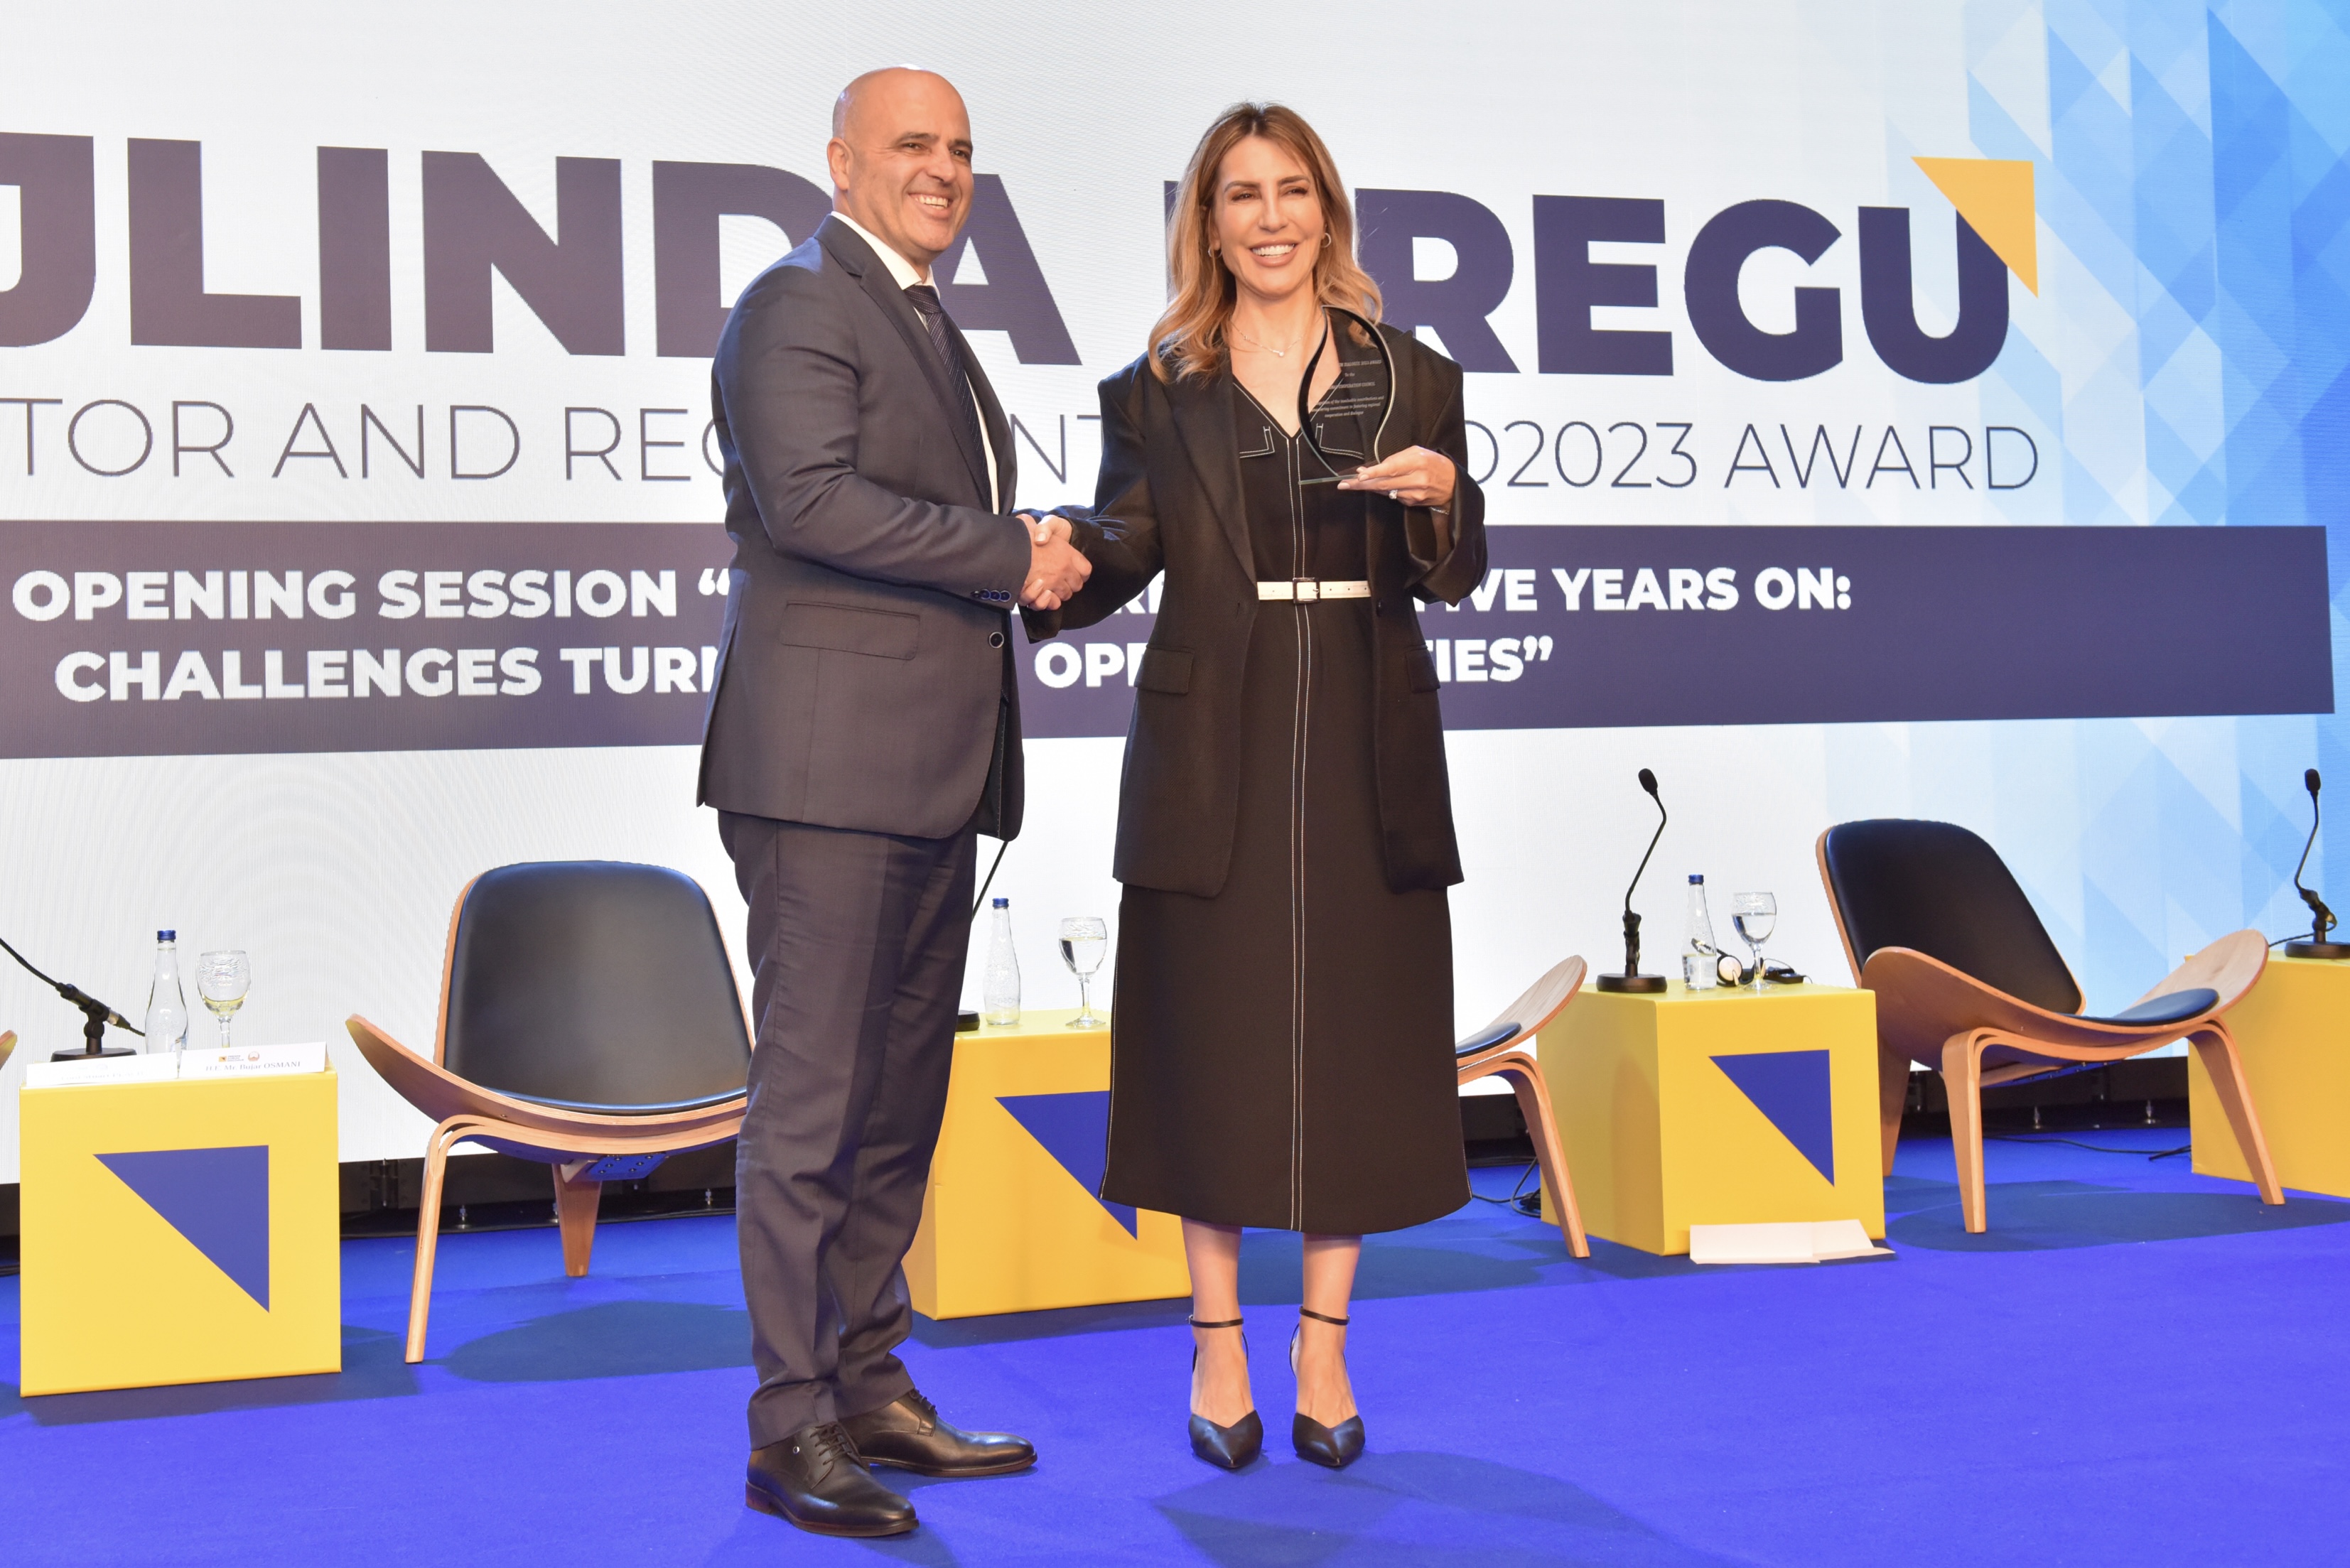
1035, 102, 1483, 1470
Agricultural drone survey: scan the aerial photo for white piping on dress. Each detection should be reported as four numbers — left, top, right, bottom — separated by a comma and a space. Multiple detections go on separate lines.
1283, 427, 1310, 1233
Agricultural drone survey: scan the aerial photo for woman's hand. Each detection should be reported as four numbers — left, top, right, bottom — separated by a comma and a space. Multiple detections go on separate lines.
1337, 446, 1455, 511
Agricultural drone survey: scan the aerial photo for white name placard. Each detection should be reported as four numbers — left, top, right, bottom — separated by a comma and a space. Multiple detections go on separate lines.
179, 1042, 329, 1080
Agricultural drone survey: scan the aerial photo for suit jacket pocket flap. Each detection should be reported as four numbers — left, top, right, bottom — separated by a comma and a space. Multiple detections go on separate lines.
1137, 646, 1192, 693
779, 602, 921, 661
1407, 646, 1440, 693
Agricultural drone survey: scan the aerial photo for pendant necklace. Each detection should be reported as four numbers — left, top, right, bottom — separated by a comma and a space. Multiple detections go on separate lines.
1234, 323, 1301, 358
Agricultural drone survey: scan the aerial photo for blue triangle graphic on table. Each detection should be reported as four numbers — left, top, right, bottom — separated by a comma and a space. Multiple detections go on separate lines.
1708, 1051, 1836, 1184
996, 1091, 1138, 1237
95, 1145, 271, 1309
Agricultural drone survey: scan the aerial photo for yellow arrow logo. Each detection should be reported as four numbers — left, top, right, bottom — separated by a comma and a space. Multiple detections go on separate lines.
1913, 158, 2037, 295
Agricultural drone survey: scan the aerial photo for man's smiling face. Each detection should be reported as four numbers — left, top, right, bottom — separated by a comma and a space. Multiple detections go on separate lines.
828, 68, 974, 274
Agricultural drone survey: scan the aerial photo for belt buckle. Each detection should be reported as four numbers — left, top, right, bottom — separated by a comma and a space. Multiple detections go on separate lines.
1292, 577, 1320, 603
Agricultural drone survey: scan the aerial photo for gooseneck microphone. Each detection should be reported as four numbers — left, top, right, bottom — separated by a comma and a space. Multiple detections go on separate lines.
2285, 768, 2349, 958
1595, 769, 1671, 993
0, 931, 144, 1060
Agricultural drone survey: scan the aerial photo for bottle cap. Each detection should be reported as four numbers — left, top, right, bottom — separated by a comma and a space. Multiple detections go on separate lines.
1688, 875, 1703, 885
158, 929, 176, 941
992, 897, 1008, 908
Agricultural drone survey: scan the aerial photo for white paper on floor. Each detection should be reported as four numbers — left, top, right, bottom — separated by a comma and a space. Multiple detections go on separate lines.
1687, 1219, 1893, 1265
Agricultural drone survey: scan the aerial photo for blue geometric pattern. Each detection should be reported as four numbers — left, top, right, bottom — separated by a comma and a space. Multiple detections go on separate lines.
1708, 1051, 1837, 1184
996, 1092, 1139, 1236
95, 1145, 272, 1309
1816, 2, 2350, 1024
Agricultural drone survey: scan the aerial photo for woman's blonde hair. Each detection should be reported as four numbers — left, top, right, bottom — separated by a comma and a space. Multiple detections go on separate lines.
1149, 102, 1382, 382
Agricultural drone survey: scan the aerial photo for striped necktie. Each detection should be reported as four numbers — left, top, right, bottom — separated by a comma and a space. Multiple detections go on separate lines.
902, 283, 988, 502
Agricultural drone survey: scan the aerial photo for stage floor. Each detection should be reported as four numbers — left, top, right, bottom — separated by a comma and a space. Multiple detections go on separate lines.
5, 1130, 2346, 1566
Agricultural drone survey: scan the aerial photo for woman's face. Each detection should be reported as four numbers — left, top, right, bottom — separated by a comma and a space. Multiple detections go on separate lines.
1210, 135, 1325, 305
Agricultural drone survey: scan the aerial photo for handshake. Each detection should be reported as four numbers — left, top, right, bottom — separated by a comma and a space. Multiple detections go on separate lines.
1016, 513, 1092, 612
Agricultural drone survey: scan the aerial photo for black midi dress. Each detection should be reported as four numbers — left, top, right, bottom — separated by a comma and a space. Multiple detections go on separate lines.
1098, 384, 1470, 1236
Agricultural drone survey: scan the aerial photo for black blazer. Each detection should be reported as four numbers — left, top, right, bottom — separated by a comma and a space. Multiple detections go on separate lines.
699, 216, 1033, 840
1033, 324, 1487, 897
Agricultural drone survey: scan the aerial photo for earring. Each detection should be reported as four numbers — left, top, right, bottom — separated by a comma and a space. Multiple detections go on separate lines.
1320, 232, 1333, 249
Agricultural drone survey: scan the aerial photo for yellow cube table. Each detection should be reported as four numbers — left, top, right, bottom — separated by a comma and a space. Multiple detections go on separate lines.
18, 1070, 340, 1395
1537, 981, 1884, 1255
2191, 956, 2350, 1198
906, 1012, 1189, 1319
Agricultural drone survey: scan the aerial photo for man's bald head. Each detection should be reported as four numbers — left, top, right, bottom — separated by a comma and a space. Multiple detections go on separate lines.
834, 66, 961, 138
825, 67, 975, 273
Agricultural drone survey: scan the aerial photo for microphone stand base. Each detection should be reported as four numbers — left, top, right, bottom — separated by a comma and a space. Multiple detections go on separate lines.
1594, 973, 1669, 994
49, 1044, 137, 1062
2283, 940, 2350, 960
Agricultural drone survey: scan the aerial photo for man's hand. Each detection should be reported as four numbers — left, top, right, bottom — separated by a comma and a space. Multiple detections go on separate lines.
1018, 512, 1090, 611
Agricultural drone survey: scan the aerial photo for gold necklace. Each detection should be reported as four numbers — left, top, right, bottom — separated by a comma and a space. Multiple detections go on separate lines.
1233, 322, 1304, 358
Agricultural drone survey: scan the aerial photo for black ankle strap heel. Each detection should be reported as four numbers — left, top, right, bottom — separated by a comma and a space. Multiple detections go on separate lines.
1289, 1309, 1365, 1469
1187, 1316, 1261, 1470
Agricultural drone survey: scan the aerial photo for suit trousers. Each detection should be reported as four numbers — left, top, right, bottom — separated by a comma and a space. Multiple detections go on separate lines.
720, 809, 977, 1447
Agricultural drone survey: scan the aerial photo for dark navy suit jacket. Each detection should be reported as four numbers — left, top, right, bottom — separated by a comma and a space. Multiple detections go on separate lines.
699, 215, 1031, 840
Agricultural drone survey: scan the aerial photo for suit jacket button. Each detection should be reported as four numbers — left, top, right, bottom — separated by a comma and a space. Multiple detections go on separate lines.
988, 631, 1006, 649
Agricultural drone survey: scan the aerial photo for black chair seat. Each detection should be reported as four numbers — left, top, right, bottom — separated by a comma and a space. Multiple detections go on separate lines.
2076, 988, 2218, 1028
496, 1088, 746, 1117
1455, 1022, 1521, 1056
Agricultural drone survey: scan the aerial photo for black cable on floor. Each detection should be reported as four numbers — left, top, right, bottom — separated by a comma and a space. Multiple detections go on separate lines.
1470, 1162, 1542, 1212
1986, 1133, 2193, 1161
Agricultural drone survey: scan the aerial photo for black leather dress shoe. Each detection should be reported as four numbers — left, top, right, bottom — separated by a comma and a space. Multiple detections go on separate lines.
745, 1422, 917, 1537
842, 1388, 1036, 1478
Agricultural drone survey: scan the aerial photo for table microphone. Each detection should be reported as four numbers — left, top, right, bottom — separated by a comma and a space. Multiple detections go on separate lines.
1595, 769, 1670, 993
0, 931, 144, 1059
2285, 767, 2349, 958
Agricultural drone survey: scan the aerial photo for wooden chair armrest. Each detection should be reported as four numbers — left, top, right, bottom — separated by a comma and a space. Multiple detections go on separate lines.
1862, 947, 2228, 1067
345, 1015, 746, 1145
1462, 957, 1588, 1051
2130, 929, 2268, 1014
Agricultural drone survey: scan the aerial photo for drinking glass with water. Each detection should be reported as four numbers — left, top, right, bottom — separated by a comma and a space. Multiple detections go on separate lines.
1059, 917, 1108, 1029
197, 950, 251, 1048
1730, 894, 1776, 993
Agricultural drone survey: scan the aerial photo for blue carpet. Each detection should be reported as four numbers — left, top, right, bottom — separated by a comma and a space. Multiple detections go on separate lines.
4, 1132, 2346, 1565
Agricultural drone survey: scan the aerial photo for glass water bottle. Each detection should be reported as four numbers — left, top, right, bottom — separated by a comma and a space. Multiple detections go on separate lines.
1683, 877, 1720, 990
143, 929, 190, 1056
982, 897, 1021, 1026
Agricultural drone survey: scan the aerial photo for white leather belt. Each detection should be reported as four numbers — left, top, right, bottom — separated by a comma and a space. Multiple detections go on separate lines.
1257, 578, 1371, 602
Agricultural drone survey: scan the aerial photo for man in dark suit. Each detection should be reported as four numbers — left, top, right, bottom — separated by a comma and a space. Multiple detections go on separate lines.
699, 65, 1089, 1539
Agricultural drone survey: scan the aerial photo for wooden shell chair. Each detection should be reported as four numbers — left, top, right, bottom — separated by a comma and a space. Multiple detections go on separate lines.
1455, 955, 1590, 1258
346, 861, 753, 1363
1817, 820, 2282, 1233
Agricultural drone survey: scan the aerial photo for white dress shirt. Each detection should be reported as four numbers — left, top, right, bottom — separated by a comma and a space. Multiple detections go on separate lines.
832, 210, 1002, 512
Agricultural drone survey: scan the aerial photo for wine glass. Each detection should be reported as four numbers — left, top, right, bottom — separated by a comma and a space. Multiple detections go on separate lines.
1730, 894, 1776, 993
197, 950, 252, 1049
1059, 917, 1108, 1029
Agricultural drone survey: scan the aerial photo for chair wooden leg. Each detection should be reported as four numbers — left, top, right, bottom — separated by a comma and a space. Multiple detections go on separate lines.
2189, 1025, 2284, 1205
1499, 1059, 1589, 1260
406, 1118, 471, 1364
553, 1161, 603, 1277
1877, 1041, 1911, 1179
1939, 1032, 1988, 1234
